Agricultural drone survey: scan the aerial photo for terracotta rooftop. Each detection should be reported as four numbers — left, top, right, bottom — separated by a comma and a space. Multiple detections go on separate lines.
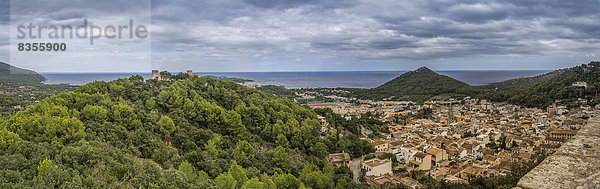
364, 158, 391, 167
414, 152, 428, 159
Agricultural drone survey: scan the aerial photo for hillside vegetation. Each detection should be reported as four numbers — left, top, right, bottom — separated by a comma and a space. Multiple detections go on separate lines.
0, 62, 46, 84
482, 61, 600, 108
482, 69, 567, 91
346, 62, 600, 108
0, 75, 373, 188
353, 67, 479, 101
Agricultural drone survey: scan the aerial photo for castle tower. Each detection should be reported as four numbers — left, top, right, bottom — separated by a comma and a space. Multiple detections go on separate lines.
186, 70, 198, 76
151, 70, 160, 80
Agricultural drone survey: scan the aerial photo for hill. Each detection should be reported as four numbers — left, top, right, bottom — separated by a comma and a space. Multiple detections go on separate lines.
0, 62, 46, 83
482, 61, 600, 108
482, 69, 567, 91
0, 75, 373, 188
353, 67, 479, 101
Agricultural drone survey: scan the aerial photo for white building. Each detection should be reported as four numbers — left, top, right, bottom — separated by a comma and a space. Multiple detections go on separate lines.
393, 147, 418, 164
476, 134, 490, 144
362, 158, 392, 176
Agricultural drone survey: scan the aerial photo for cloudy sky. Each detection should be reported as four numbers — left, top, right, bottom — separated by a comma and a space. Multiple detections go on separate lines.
2, 0, 600, 72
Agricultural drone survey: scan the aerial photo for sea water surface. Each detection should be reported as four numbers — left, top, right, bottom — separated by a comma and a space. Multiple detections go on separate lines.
41, 70, 551, 89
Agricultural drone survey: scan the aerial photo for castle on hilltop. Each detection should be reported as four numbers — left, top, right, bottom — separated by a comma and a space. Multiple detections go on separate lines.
151, 69, 197, 81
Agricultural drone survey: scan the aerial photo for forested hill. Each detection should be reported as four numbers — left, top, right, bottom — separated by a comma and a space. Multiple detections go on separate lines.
482, 69, 568, 91
0, 62, 46, 83
0, 75, 373, 188
353, 67, 479, 101
482, 61, 600, 108
346, 62, 600, 108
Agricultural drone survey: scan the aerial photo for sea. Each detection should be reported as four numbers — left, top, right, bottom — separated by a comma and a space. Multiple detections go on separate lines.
41, 70, 551, 89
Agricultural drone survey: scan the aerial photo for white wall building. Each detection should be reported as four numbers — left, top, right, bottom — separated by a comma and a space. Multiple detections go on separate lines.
362, 158, 392, 176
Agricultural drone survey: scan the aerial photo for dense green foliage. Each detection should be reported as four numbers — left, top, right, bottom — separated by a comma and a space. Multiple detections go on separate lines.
256, 85, 297, 99
0, 62, 75, 116
482, 69, 566, 91
352, 67, 478, 101
481, 61, 600, 108
313, 108, 376, 157
0, 75, 371, 188
0, 82, 76, 116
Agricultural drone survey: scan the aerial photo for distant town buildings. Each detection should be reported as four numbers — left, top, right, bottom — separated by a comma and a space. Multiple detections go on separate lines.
313, 93, 595, 188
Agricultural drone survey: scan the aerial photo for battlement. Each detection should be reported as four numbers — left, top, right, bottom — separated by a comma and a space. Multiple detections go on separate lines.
515, 116, 600, 188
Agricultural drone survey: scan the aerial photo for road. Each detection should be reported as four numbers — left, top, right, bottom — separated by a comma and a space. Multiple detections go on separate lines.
350, 156, 364, 183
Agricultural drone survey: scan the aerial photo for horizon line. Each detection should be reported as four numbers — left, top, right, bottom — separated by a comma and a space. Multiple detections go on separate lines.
39, 69, 554, 74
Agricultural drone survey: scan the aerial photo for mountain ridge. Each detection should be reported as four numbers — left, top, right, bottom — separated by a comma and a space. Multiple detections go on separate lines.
350, 61, 599, 108
0, 62, 46, 83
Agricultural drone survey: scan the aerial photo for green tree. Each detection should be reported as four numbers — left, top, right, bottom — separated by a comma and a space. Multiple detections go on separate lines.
272, 173, 301, 189
309, 142, 329, 158
233, 140, 255, 167
241, 178, 264, 189
160, 71, 172, 80
178, 161, 197, 182
205, 134, 222, 160
276, 133, 290, 148
228, 161, 248, 188
0, 128, 21, 152
157, 116, 176, 145
260, 173, 276, 189
267, 146, 290, 169
198, 170, 210, 184
81, 105, 108, 123
111, 103, 141, 129
215, 173, 237, 189
36, 158, 57, 178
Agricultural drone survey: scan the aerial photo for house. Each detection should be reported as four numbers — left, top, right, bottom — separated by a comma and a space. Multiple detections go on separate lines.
546, 104, 556, 115
431, 167, 450, 179
372, 140, 389, 152
476, 135, 490, 144
366, 175, 401, 189
410, 152, 432, 171
444, 175, 469, 184
362, 158, 392, 176
326, 152, 351, 167
460, 166, 489, 180
549, 129, 577, 140
395, 147, 418, 163
572, 81, 587, 88
427, 147, 448, 167
400, 177, 423, 189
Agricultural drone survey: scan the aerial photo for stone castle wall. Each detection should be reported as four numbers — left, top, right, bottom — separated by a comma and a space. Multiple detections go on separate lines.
516, 116, 600, 188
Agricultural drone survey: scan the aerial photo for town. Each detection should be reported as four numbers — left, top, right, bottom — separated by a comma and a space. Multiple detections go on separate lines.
300, 89, 595, 188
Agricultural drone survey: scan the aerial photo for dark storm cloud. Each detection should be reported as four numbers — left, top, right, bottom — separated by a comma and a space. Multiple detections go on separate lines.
2, 0, 600, 71
145, 0, 600, 66
243, 0, 357, 9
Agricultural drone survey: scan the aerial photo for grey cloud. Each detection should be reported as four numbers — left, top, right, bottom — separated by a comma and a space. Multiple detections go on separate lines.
2, 0, 600, 71
49, 10, 85, 21
147, 0, 600, 64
